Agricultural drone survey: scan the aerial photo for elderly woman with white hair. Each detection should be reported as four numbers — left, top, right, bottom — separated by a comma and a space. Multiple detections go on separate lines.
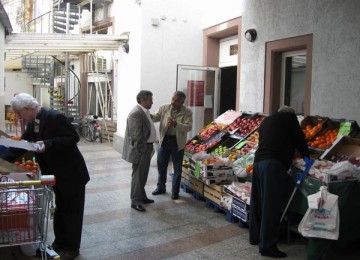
249, 106, 311, 258
9, 93, 89, 260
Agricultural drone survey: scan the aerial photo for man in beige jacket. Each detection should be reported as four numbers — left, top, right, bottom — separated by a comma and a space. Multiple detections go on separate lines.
151, 91, 193, 199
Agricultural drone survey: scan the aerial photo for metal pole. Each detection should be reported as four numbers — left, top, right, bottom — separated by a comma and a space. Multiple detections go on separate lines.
64, 3, 70, 116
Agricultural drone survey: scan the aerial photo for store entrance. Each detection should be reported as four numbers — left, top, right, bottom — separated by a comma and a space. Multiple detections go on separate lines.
220, 66, 237, 114
176, 65, 220, 139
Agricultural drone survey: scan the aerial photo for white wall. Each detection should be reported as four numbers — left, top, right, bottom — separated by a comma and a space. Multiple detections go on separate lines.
113, 0, 360, 150
113, 0, 243, 148
4, 71, 33, 104
0, 24, 5, 131
241, 0, 360, 123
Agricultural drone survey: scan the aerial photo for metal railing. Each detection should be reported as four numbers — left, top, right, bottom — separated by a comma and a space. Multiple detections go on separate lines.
21, 11, 52, 33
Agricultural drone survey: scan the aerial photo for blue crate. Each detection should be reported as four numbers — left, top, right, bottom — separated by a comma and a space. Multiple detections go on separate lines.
232, 196, 248, 212
232, 206, 249, 223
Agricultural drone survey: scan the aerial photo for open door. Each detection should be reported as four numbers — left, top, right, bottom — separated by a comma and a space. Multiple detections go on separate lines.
176, 65, 220, 138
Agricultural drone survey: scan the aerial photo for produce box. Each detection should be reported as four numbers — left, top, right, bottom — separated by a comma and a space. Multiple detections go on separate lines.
0, 137, 40, 152
181, 171, 204, 196
329, 119, 360, 137
307, 120, 340, 150
300, 116, 328, 140
214, 110, 242, 125
200, 168, 233, 178
204, 184, 226, 206
232, 205, 249, 222
232, 196, 249, 212
197, 122, 227, 141
231, 113, 264, 138
320, 136, 360, 161
209, 136, 239, 156
201, 175, 235, 185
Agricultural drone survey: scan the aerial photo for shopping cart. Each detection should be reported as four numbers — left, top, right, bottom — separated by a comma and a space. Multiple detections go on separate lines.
0, 175, 59, 259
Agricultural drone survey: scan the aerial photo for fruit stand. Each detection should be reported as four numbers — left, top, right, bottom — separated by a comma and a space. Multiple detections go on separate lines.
181, 110, 360, 259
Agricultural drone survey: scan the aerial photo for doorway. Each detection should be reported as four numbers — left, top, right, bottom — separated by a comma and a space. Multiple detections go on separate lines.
280, 50, 307, 114
220, 66, 237, 114
264, 34, 313, 115
176, 65, 220, 139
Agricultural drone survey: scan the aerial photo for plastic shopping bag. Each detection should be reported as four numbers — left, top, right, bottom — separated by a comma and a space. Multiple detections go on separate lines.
298, 186, 340, 240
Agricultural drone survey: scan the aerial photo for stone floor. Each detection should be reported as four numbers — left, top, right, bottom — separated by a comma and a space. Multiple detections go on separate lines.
1, 139, 359, 259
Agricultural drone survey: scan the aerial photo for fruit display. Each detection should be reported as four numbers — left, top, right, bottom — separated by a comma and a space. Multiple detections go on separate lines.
328, 155, 360, 167
245, 164, 254, 174
245, 131, 259, 144
210, 144, 230, 156
307, 129, 339, 150
198, 123, 225, 140
231, 141, 257, 155
202, 157, 222, 165
231, 117, 263, 137
209, 137, 239, 156
303, 123, 323, 140
182, 160, 190, 169
185, 131, 228, 154
14, 159, 39, 174
227, 153, 239, 162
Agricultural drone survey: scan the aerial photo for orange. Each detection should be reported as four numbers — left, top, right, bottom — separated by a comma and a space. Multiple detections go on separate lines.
11, 135, 21, 141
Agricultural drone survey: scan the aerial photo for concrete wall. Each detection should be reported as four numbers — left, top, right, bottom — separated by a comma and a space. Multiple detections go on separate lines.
241, 0, 360, 122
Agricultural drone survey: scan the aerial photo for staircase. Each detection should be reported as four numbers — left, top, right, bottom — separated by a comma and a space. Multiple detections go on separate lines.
18, 0, 118, 134
53, 0, 80, 34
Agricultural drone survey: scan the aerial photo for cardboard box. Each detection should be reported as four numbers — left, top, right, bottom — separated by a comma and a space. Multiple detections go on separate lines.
201, 175, 235, 185
320, 136, 360, 160
232, 206, 249, 222
0, 137, 40, 151
200, 168, 233, 178
232, 196, 249, 212
300, 116, 329, 130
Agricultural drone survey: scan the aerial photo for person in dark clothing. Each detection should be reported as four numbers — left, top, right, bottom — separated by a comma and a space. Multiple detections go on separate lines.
249, 106, 311, 258
9, 93, 90, 260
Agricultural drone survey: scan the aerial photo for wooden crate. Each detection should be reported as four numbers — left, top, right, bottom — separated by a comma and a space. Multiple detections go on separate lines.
204, 184, 226, 205
181, 171, 204, 196
101, 120, 117, 141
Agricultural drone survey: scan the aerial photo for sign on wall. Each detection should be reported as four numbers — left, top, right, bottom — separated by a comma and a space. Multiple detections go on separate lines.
187, 80, 204, 106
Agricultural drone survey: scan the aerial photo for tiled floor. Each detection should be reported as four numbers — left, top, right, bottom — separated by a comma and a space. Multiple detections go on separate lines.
1, 140, 359, 259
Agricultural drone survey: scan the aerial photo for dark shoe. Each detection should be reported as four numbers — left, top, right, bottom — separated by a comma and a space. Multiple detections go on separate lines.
152, 189, 166, 195
143, 198, 154, 204
131, 204, 146, 212
171, 194, 179, 200
60, 249, 80, 260
260, 246, 287, 258
51, 243, 65, 251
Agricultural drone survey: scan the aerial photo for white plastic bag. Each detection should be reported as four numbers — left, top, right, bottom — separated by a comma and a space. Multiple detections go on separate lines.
298, 186, 340, 240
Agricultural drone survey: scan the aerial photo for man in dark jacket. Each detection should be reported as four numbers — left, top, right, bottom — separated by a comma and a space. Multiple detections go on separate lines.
10, 93, 90, 260
249, 106, 310, 258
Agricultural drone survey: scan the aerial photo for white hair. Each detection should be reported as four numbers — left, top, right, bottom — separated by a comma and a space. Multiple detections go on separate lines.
278, 105, 295, 114
10, 93, 39, 112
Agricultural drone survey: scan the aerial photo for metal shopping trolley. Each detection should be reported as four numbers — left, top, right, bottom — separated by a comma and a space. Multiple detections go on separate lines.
0, 175, 59, 259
